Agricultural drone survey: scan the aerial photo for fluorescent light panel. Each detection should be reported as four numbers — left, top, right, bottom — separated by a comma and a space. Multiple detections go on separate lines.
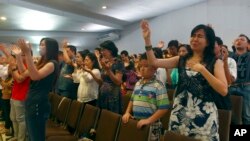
20, 10, 57, 31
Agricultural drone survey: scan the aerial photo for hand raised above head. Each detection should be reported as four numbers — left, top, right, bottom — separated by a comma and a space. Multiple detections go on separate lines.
61, 39, 68, 49
157, 40, 165, 48
10, 44, 22, 56
140, 20, 151, 41
17, 39, 31, 53
0, 43, 7, 51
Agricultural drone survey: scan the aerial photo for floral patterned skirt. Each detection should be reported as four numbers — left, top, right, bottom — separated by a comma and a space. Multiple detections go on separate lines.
98, 82, 122, 114
168, 91, 220, 141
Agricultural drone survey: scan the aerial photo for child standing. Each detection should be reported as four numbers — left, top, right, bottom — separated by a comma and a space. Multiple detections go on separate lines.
122, 53, 170, 141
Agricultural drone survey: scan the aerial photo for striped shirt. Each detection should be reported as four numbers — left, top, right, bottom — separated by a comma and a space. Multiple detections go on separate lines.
131, 78, 170, 119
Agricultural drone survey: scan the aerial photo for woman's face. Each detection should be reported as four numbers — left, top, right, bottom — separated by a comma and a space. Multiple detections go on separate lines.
75, 52, 84, 65
178, 46, 188, 57
101, 48, 112, 58
190, 29, 208, 52
84, 56, 93, 69
39, 40, 46, 56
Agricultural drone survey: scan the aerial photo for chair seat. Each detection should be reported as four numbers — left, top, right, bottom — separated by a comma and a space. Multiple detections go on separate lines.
47, 135, 78, 141
46, 126, 71, 138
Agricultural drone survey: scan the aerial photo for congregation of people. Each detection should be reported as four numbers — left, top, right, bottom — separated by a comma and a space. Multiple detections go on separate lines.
0, 20, 249, 141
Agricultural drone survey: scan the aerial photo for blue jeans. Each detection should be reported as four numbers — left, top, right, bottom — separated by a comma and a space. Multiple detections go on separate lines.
230, 85, 250, 125
10, 99, 26, 141
25, 104, 50, 141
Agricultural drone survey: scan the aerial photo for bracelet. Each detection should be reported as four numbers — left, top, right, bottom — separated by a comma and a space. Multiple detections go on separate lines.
145, 45, 152, 51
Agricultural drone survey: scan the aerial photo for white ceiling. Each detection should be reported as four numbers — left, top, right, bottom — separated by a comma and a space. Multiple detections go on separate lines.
0, 0, 206, 53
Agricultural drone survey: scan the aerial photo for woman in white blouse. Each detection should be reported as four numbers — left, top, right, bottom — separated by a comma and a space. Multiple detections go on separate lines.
73, 53, 101, 106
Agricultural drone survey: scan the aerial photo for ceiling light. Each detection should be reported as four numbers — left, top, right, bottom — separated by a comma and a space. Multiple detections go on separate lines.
0, 16, 7, 21
102, 6, 107, 9
20, 11, 56, 31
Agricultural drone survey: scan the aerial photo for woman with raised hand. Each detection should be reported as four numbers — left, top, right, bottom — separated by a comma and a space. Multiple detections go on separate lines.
140, 20, 228, 141
98, 40, 124, 114
73, 52, 101, 106
16, 38, 58, 141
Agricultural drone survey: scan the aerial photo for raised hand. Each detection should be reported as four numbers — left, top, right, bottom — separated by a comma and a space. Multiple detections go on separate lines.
140, 20, 151, 42
100, 58, 112, 71
61, 39, 68, 49
157, 40, 165, 48
10, 44, 22, 56
17, 39, 31, 54
221, 46, 229, 61
0, 43, 7, 51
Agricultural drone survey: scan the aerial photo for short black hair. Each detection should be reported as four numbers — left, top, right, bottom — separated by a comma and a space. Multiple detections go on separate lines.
58, 50, 63, 55
95, 47, 101, 52
100, 40, 118, 57
167, 40, 179, 48
239, 34, 250, 43
121, 50, 129, 56
140, 53, 147, 61
215, 36, 223, 46
67, 45, 77, 55
153, 47, 163, 59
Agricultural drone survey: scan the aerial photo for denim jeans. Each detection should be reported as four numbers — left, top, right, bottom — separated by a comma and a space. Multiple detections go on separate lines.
25, 103, 50, 141
10, 99, 26, 141
230, 85, 250, 125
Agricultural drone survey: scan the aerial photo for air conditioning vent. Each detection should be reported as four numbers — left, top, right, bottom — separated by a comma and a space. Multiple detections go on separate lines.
97, 32, 120, 42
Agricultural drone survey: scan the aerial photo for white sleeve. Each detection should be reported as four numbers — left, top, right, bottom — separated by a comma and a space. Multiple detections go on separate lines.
228, 57, 237, 80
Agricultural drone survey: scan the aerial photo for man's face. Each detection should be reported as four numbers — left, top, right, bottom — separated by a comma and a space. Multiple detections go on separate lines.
235, 36, 248, 51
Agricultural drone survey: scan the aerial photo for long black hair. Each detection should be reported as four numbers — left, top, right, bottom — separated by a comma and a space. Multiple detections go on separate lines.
188, 24, 216, 65
86, 53, 100, 70
37, 38, 59, 69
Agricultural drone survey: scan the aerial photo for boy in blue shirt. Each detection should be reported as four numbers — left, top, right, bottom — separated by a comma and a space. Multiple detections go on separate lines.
122, 53, 170, 141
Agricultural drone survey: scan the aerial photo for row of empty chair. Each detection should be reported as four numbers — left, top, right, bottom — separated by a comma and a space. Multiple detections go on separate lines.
47, 93, 151, 141
47, 91, 243, 141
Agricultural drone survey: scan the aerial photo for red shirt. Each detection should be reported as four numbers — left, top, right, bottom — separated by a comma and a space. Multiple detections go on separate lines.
11, 64, 31, 101
12, 77, 30, 101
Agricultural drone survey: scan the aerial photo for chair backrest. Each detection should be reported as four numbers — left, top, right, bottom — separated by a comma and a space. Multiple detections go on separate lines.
161, 110, 172, 131
122, 93, 132, 114
77, 104, 100, 137
164, 131, 201, 141
117, 118, 150, 141
56, 97, 71, 124
218, 109, 231, 141
167, 89, 175, 102
50, 93, 63, 117
66, 100, 84, 129
230, 95, 243, 125
95, 110, 121, 141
